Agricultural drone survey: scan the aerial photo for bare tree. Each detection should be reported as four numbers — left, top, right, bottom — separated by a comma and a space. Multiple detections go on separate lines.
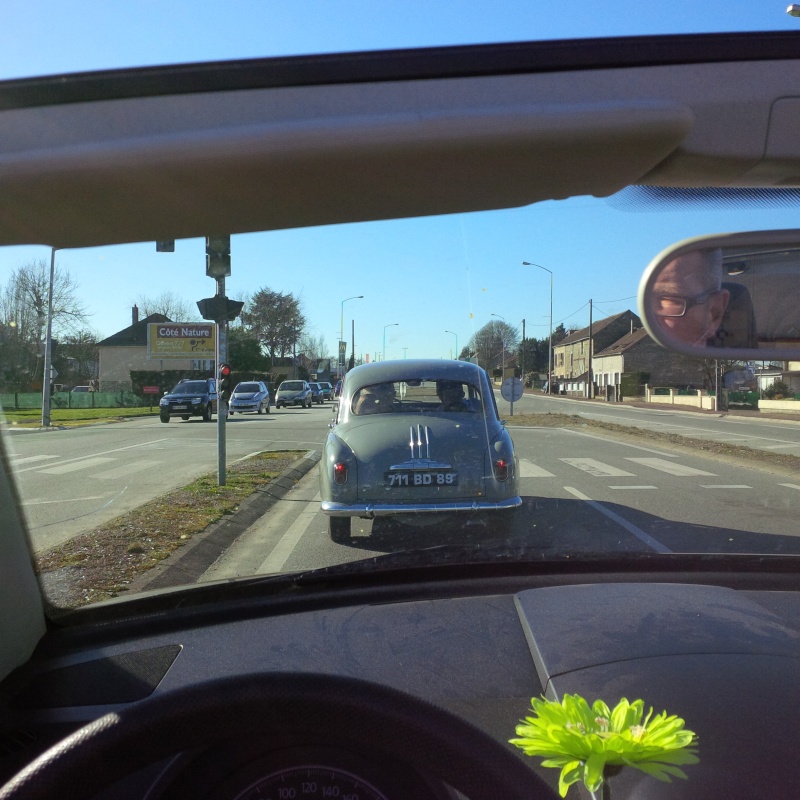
132, 291, 198, 322
0, 260, 89, 386
468, 320, 520, 372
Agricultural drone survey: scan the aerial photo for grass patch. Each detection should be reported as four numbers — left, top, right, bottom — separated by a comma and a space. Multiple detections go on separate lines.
503, 412, 800, 474
36, 450, 304, 608
2, 407, 158, 427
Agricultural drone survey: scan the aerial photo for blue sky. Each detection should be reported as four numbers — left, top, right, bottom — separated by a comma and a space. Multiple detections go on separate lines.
1, 2, 799, 361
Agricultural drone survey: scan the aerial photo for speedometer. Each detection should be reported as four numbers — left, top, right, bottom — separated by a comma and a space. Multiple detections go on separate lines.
234, 764, 389, 800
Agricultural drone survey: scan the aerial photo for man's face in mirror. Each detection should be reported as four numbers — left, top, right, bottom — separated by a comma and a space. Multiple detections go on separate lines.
651, 250, 730, 346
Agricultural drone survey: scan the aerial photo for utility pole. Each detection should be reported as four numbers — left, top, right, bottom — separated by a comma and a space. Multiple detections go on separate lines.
588, 299, 594, 399
41, 247, 57, 427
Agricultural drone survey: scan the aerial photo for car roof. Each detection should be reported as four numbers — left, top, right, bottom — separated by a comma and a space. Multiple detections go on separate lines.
344, 359, 484, 393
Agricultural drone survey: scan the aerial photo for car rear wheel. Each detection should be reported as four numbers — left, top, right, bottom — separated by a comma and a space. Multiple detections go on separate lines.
329, 516, 351, 543
202, 404, 212, 422
257, 403, 263, 414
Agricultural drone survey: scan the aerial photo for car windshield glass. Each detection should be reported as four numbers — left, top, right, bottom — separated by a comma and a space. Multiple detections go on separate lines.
172, 382, 208, 394
2, 6, 800, 620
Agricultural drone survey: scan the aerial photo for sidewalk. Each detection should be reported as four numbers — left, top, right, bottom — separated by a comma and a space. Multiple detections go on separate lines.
520, 389, 800, 424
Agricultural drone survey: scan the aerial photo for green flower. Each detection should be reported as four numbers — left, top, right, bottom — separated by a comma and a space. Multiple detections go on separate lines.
510, 694, 698, 797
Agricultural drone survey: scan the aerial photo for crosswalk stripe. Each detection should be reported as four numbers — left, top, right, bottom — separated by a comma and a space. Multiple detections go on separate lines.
518, 459, 555, 478
560, 458, 635, 477
625, 457, 717, 477
700, 484, 752, 489
93, 461, 161, 479
8, 455, 59, 466
38, 457, 116, 475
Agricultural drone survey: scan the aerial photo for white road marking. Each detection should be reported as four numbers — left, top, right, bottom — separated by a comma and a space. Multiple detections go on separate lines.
557, 428, 679, 456
22, 495, 107, 506
257, 493, 322, 573
14, 438, 170, 473
699, 484, 752, 489
564, 486, 672, 553
518, 459, 555, 478
762, 443, 800, 450
625, 457, 716, 477
779, 484, 800, 491
560, 458, 635, 477
38, 457, 116, 474
8, 455, 59, 466
92, 461, 161, 479
609, 485, 657, 490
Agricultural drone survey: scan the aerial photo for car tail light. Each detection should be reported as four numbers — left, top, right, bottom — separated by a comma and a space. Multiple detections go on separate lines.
494, 459, 509, 481
333, 462, 348, 485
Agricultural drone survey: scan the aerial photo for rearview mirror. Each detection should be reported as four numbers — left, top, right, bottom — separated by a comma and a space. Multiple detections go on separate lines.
638, 229, 800, 361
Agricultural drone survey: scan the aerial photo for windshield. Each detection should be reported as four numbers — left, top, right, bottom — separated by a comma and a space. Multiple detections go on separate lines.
171, 381, 210, 394
2, 5, 800, 618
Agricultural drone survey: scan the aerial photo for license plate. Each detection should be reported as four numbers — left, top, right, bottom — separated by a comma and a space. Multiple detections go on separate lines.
173, 404, 188, 410
386, 471, 458, 487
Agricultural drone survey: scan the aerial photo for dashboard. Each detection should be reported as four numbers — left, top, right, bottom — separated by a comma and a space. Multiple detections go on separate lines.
1, 569, 799, 799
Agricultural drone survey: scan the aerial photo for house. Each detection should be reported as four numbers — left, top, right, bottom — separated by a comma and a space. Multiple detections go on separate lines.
97, 308, 214, 392
592, 327, 709, 396
552, 310, 640, 395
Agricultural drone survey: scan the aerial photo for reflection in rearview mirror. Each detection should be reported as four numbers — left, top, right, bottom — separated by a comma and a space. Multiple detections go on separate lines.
638, 230, 800, 361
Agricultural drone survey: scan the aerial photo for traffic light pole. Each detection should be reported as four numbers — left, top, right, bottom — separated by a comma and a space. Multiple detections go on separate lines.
216, 276, 227, 486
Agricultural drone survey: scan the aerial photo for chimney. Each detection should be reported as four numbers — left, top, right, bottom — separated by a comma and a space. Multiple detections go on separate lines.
132, 305, 139, 325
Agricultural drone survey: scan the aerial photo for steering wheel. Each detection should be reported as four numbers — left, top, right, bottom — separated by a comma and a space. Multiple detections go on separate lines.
0, 673, 555, 800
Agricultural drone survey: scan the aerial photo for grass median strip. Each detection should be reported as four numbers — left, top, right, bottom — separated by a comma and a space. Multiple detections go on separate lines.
3, 408, 158, 427
37, 450, 304, 608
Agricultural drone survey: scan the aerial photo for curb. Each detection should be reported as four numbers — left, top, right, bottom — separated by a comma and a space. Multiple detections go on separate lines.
131, 449, 321, 593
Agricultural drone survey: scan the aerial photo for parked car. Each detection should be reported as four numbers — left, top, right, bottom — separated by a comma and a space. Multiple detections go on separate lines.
158, 378, 217, 422
229, 381, 270, 415
317, 381, 333, 401
70, 385, 91, 393
274, 379, 312, 408
5, 16, 800, 800
334, 379, 342, 397
320, 359, 520, 543
307, 382, 324, 404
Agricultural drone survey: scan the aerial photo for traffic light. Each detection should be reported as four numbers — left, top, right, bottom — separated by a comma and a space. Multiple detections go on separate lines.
197, 296, 244, 322
205, 235, 231, 278
218, 363, 233, 401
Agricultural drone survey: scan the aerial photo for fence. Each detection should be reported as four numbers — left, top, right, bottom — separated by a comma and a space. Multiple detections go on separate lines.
0, 391, 148, 410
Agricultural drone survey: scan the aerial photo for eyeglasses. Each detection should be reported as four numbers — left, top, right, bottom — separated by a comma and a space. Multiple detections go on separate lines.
652, 290, 718, 317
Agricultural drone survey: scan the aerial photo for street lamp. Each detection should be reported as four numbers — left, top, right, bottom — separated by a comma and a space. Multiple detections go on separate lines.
383, 323, 398, 361
340, 295, 363, 375
522, 261, 554, 395
41, 247, 58, 427
445, 330, 458, 360
491, 313, 506, 379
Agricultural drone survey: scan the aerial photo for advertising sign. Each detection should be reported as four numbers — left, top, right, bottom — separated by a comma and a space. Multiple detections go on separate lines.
147, 323, 216, 359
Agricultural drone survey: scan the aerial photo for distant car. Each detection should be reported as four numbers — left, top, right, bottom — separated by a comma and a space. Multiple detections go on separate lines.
229, 381, 270, 415
159, 378, 217, 422
334, 380, 342, 397
275, 380, 312, 409
307, 382, 324, 404
317, 381, 333, 401
320, 359, 520, 542
70, 385, 91, 393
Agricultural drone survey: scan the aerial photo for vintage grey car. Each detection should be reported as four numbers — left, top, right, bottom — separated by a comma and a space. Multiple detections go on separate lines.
320, 359, 521, 542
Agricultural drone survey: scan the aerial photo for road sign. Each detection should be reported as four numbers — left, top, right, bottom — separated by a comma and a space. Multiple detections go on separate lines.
147, 322, 216, 359
501, 377, 524, 402
49, 366, 58, 380
142, 386, 160, 394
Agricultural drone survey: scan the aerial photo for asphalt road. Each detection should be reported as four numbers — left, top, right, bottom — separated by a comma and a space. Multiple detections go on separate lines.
6, 403, 335, 552
197, 400, 800, 584
7, 393, 800, 564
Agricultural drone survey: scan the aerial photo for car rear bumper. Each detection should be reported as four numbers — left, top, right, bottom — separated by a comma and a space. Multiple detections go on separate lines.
321, 496, 521, 517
